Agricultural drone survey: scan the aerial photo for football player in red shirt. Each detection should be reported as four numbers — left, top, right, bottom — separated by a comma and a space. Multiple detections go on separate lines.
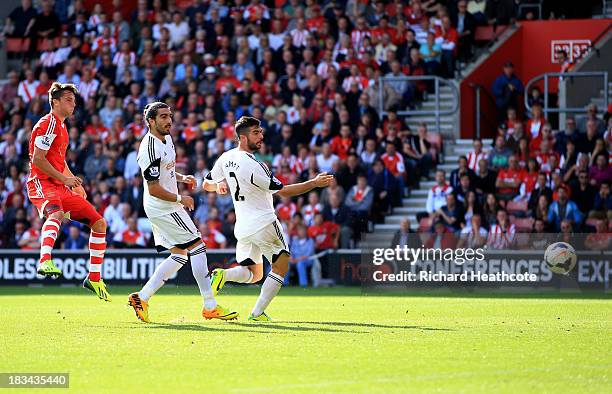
26, 82, 111, 301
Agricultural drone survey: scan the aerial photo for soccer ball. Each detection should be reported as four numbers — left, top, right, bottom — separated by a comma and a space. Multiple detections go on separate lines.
544, 242, 577, 275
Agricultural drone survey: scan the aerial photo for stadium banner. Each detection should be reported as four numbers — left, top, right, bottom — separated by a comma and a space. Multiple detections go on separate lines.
0, 249, 357, 286
359, 234, 611, 291
0, 242, 609, 290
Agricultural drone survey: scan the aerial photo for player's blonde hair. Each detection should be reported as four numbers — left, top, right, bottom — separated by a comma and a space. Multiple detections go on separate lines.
48, 82, 78, 108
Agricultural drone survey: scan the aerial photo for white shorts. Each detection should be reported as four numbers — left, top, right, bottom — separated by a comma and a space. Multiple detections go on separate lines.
149, 209, 201, 251
236, 220, 289, 265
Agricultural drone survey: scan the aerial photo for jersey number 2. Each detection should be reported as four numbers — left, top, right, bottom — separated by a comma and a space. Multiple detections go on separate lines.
229, 172, 245, 201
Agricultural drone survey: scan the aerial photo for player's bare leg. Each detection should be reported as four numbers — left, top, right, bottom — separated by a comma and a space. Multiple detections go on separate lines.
210, 263, 263, 295
249, 252, 290, 321
37, 209, 65, 278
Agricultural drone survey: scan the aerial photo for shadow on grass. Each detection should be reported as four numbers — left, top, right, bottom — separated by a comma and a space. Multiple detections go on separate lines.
1, 285, 609, 299
283, 321, 453, 331
116, 321, 451, 334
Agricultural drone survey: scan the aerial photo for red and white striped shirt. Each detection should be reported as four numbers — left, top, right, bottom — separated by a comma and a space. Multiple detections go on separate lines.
79, 79, 100, 102
426, 184, 453, 213
113, 51, 136, 66
467, 151, 487, 174
487, 224, 516, 249
316, 61, 339, 79
290, 29, 309, 47
342, 75, 369, 92
351, 29, 371, 51
18, 80, 39, 103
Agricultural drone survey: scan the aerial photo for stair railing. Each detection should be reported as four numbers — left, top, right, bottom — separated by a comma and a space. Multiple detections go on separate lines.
377, 75, 459, 133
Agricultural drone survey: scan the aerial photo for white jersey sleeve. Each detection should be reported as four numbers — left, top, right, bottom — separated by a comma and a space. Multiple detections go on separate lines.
137, 136, 161, 182
205, 154, 226, 183
248, 157, 284, 194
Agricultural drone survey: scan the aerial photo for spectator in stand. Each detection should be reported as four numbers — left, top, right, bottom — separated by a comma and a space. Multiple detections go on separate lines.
345, 174, 374, 236
571, 170, 597, 216
488, 135, 512, 170
487, 209, 516, 249
577, 104, 606, 134
458, 214, 488, 248
577, 119, 601, 154
495, 155, 524, 201
63, 225, 88, 250
450, 156, 476, 190
452, 0, 476, 62
302, 191, 323, 227
4, 0, 38, 38
308, 213, 339, 251
492, 62, 523, 119
588, 154, 612, 188
289, 224, 316, 287
467, 139, 487, 174
323, 193, 353, 248
526, 103, 546, 139
482, 193, 501, 226
589, 181, 612, 220
423, 169, 454, 220
391, 218, 418, 248
113, 217, 147, 248
555, 117, 579, 156
198, 223, 227, 249
403, 123, 434, 180
439, 15, 458, 78
425, 219, 457, 248
381, 143, 407, 197
548, 187, 583, 231
433, 193, 465, 233
420, 31, 442, 76
584, 219, 611, 251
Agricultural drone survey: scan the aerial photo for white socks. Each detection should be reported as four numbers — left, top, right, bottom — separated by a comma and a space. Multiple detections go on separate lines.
189, 244, 217, 310
224, 265, 253, 283
139, 253, 186, 301
251, 272, 284, 317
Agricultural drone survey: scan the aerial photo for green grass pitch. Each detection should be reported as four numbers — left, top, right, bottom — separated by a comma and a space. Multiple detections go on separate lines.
0, 285, 610, 393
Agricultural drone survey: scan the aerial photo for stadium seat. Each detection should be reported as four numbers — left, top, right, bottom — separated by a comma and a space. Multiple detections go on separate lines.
506, 200, 528, 216
5, 38, 29, 53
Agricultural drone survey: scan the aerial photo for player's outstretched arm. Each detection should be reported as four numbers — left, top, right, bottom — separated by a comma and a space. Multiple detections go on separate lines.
277, 172, 334, 198
32, 147, 82, 188
202, 179, 228, 194
176, 173, 197, 190
148, 180, 195, 210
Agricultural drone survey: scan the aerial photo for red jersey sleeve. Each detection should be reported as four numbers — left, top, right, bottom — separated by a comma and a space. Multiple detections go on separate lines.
33, 115, 59, 151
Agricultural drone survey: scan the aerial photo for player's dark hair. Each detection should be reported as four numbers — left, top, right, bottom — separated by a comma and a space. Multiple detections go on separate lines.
234, 116, 261, 137
143, 102, 170, 127
48, 82, 78, 108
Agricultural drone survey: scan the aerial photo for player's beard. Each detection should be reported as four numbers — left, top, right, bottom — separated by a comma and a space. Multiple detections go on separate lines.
246, 137, 261, 152
157, 124, 171, 136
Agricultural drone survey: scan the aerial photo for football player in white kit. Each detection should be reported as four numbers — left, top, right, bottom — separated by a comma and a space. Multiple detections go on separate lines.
203, 116, 333, 321
127, 102, 238, 322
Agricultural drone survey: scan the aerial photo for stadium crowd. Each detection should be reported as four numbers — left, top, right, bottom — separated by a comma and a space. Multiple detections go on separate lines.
0, 0, 610, 286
